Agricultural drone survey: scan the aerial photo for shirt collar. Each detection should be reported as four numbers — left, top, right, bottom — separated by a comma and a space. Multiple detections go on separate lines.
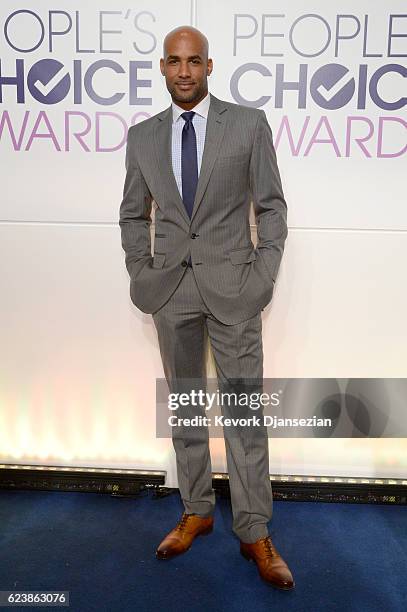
172, 91, 211, 124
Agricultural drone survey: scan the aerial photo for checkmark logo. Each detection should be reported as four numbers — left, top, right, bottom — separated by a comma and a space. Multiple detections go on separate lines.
27, 59, 71, 104
33, 66, 67, 97
311, 64, 355, 110
316, 73, 351, 101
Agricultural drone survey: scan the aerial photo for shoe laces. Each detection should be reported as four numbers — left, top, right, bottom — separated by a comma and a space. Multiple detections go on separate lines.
175, 513, 191, 532
262, 536, 277, 557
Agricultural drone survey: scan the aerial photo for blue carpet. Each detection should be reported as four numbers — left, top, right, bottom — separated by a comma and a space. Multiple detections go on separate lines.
0, 489, 406, 612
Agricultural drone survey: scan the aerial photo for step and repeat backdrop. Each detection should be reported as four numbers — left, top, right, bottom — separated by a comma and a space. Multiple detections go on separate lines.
1, 1, 406, 483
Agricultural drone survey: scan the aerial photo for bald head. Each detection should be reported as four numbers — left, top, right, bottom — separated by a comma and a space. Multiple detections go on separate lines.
163, 26, 209, 60
160, 25, 213, 110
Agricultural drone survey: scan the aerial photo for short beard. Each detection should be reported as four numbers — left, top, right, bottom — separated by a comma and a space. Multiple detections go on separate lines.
169, 81, 207, 105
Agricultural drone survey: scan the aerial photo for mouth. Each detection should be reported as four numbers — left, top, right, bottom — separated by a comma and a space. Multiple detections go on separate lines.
176, 82, 195, 90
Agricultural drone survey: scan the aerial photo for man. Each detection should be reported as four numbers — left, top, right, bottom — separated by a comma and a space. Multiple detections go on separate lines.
119, 26, 293, 590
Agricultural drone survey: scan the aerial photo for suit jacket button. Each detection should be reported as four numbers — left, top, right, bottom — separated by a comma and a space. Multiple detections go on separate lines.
181, 261, 188, 267
191, 233, 198, 239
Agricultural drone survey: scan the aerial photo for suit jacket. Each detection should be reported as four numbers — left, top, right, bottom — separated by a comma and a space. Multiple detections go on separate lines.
119, 92, 288, 325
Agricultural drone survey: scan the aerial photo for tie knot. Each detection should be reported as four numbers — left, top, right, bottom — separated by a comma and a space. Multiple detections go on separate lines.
181, 111, 195, 123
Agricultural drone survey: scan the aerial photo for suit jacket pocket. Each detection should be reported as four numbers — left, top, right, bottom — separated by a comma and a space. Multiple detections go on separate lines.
229, 247, 256, 265
152, 252, 166, 268
217, 153, 248, 165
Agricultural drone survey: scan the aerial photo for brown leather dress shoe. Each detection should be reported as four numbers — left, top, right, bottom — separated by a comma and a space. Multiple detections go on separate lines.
240, 536, 295, 590
156, 512, 214, 559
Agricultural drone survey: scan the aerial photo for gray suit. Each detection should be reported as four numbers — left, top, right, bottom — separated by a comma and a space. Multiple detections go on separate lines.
119, 93, 288, 543
119, 93, 287, 326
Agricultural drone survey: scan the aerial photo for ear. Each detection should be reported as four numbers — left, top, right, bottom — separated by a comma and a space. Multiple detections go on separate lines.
207, 58, 213, 76
159, 58, 165, 76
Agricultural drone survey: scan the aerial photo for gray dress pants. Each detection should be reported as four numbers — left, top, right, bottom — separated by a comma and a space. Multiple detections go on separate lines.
152, 266, 273, 543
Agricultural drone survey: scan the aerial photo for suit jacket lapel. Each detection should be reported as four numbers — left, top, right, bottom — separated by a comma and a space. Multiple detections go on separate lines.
154, 92, 228, 226
154, 105, 190, 226
190, 93, 227, 222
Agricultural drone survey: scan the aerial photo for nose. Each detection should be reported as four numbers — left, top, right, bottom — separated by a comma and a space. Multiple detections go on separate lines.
178, 61, 191, 78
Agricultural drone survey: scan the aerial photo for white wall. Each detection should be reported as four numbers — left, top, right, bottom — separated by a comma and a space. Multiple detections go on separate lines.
1, 0, 406, 483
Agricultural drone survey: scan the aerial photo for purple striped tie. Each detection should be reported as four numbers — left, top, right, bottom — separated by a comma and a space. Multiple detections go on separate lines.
181, 111, 198, 219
